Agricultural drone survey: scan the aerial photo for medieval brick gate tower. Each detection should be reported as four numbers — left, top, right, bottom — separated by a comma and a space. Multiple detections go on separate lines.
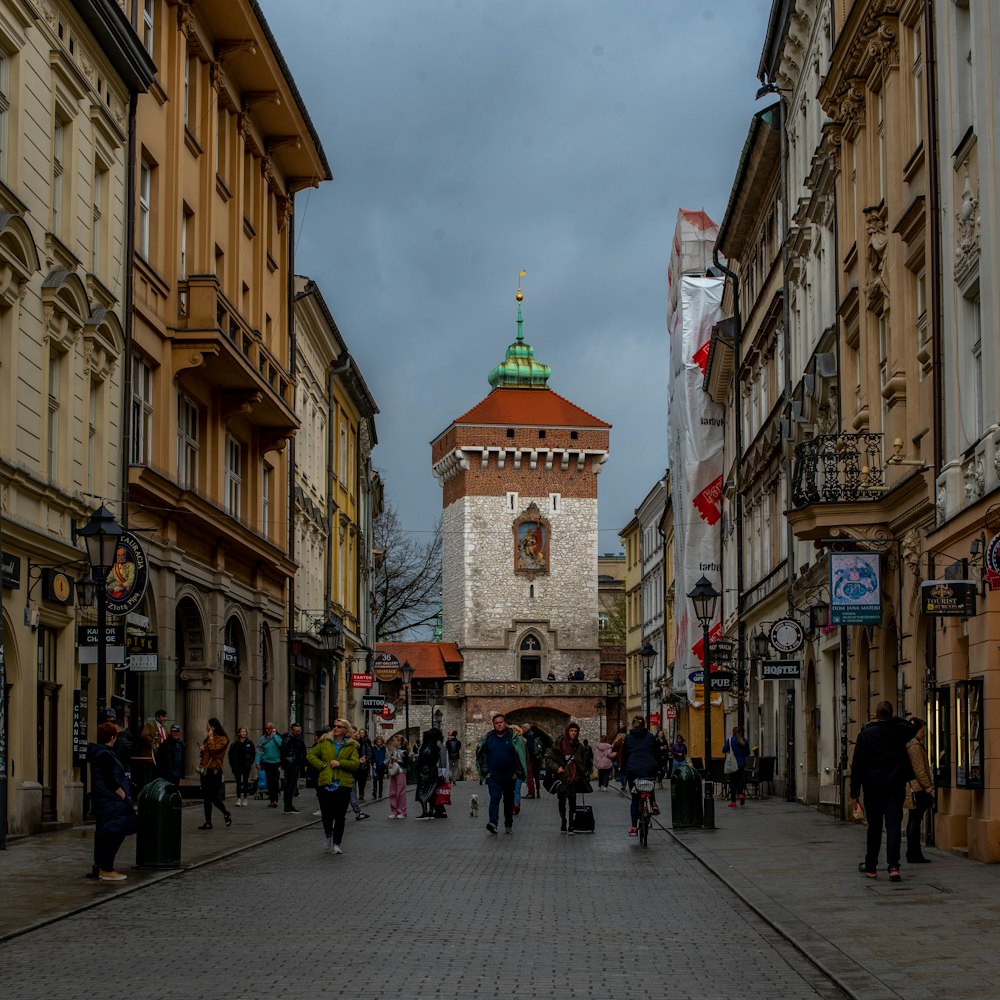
430, 283, 611, 775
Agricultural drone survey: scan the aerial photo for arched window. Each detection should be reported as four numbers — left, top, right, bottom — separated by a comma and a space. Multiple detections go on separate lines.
519, 634, 543, 681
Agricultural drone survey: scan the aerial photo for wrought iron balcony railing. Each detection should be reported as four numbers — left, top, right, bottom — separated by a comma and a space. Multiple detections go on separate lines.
791, 432, 886, 507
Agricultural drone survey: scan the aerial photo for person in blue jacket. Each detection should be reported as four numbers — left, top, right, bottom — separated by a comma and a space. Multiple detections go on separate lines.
87, 722, 137, 882
723, 726, 751, 806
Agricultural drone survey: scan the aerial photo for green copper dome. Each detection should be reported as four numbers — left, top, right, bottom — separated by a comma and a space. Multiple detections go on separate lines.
487, 289, 551, 389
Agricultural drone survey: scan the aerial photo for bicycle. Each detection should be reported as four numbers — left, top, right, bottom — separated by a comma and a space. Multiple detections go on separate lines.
631, 777, 656, 847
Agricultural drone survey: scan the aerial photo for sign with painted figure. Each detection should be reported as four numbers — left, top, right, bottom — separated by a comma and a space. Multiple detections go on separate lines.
103, 531, 149, 616
513, 503, 550, 576
829, 552, 882, 625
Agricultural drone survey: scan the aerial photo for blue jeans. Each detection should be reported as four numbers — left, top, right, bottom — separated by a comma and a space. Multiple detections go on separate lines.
487, 776, 516, 827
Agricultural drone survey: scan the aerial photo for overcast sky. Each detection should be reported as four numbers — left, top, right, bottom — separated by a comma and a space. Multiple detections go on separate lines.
260, 0, 771, 551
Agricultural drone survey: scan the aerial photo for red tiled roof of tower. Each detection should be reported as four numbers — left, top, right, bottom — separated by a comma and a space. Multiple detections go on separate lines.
452, 387, 610, 430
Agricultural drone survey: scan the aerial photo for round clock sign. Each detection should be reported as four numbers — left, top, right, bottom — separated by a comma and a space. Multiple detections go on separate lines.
769, 618, 804, 654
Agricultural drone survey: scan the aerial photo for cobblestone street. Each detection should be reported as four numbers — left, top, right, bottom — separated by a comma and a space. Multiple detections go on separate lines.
0, 788, 843, 1000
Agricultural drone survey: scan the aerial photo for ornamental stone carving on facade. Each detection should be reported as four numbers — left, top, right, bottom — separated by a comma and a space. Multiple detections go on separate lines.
936, 483, 946, 526
954, 165, 980, 288
864, 207, 889, 308
901, 528, 922, 582
994, 440, 1000, 484
963, 456, 984, 504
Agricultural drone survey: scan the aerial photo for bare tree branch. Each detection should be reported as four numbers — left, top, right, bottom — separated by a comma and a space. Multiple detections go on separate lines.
372, 501, 442, 641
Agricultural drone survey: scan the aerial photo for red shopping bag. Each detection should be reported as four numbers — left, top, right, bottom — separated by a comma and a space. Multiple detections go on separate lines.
434, 780, 452, 806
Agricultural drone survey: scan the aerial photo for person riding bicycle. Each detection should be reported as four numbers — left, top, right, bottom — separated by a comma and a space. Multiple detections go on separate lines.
621, 715, 662, 838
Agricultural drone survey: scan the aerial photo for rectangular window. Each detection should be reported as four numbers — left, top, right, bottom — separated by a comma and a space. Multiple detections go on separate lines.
142, 0, 154, 57
224, 433, 242, 516
339, 422, 347, 482
52, 117, 65, 237
180, 203, 191, 278
138, 158, 151, 259
47, 352, 61, 480
262, 462, 272, 538
928, 686, 951, 787
184, 52, 197, 133
91, 161, 107, 276
955, 678, 983, 789
876, 89, 886, 199
911, 20, 924, 146
243, 151, 254, 225
970, 293, 983, 439
507, 492, 518, 511
216, 105, 226, 179
130, 356, 153, 465
0, 50, 10, 181
88, 381, 98, 494
177, 393, 199, 490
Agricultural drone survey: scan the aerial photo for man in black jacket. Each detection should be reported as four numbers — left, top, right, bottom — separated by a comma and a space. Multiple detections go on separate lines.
155, 725, 185, 786
850, 701, 919, 881
280, 723, 307, 813
621, 716, 662, 836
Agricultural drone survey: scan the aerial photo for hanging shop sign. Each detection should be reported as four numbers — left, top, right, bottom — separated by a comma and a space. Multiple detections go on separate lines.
103, 531, 149, 616
372, 651, 401, 682
352, 673, 374, 689
985, 532, 1000, 590
762, 660, 802, 680
829, 552, 882, 625
769, 619, 804, 654
921, 580, 977, 617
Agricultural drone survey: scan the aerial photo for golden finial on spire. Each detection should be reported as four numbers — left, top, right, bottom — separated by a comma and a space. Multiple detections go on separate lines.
516, 269, 526, 302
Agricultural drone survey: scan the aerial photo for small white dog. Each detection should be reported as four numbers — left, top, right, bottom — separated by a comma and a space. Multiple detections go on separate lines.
469, 794, 479, 817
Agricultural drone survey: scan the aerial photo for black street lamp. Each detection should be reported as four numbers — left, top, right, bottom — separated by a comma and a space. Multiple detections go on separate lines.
400, 659, 414, 744
612, 675, 624, 730
595, 700, 606, 738
76, 505, 124, 721
689, 575, 720, 830
400, 660, 414, 784
640, 641, 657, 731
319, 617, 342, 722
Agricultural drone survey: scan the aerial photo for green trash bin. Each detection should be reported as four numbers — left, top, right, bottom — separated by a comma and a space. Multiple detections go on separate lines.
135, 778, 183, 869
671, 762, 703, 829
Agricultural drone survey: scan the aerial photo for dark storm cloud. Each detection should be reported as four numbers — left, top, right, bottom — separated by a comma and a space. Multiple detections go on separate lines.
260, 0, 770, 545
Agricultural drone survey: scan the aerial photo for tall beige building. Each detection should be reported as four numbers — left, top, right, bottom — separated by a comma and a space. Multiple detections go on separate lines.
0, 0, 154, 835
122, 0, 329, 774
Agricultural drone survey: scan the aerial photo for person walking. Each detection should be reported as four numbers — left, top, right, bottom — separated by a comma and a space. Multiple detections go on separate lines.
355, 729, 373, 801
256, 722, 282, 808
306, 721, 360, 854
154, 724, 185, 787
348, 727, 372, 822
87, 721, 138, 881
905, 719, 935, 864
594, 736, 614, 790
544, 721, 592, 835
445, 730, 463, 783
198, 718, 232, 830
140, 709, 169, 759
621, 715, 662, 836
371, 735, 388, 800
851, 701, 920, 881
387, 735, 409, 818
476, 714, 527, 835
415, 728, 445, 820
670, 733, 688, 768
280, 722, 307, 813
228, 727, 256, 806
723, 726, 751, 807
612, 726, 628, 790
655, 730, 670, 784
521, 724, 539, 797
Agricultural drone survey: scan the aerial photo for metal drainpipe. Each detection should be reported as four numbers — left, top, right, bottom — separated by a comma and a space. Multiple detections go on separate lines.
924, 0, 943, 477
287, 195, 297, 723
713, 248, 745, 734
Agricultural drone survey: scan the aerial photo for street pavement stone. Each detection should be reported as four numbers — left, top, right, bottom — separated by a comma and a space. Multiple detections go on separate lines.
667, 793, 1000, 1000
0, 784, 843, 1000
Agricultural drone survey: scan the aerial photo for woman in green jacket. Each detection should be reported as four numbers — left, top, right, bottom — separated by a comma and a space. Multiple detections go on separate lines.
306, 719, 360, 854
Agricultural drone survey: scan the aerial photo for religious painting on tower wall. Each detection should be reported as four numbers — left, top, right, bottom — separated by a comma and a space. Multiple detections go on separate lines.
514, 504, 550, 576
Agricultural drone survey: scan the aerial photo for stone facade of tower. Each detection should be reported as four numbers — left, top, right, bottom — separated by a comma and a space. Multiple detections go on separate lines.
429, 298, 611, 756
